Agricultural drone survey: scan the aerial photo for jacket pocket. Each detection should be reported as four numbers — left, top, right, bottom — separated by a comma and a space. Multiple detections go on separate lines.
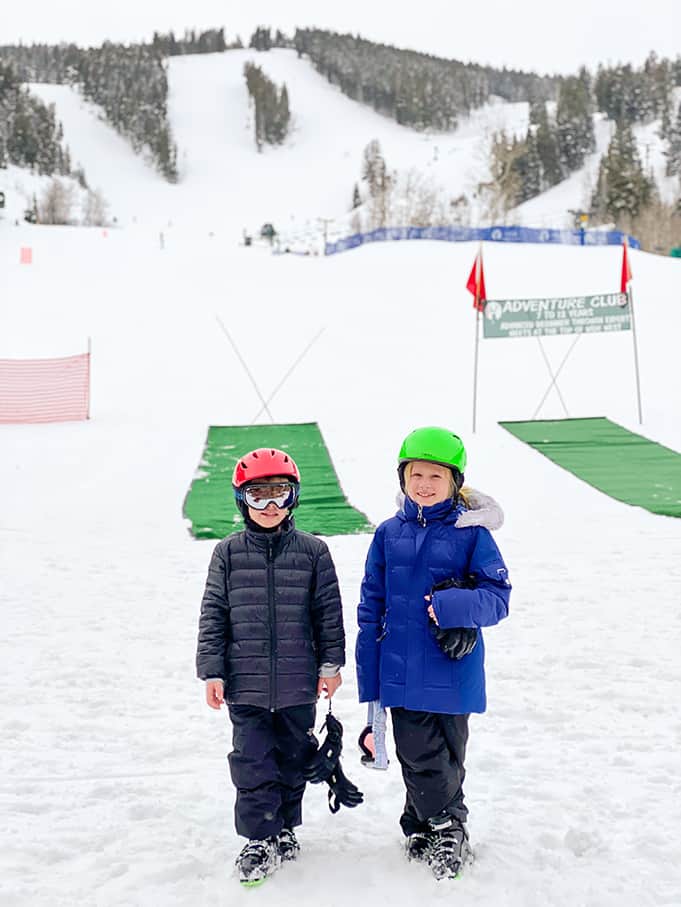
423, 639, 455, 688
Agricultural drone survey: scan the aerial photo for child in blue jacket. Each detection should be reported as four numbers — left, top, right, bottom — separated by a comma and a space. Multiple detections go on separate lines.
356, 427, 511, 880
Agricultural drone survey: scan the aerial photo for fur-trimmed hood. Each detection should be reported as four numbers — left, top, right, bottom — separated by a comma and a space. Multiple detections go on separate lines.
394, 487, 504, 531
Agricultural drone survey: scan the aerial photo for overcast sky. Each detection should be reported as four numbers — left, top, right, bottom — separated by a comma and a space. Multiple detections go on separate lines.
4, 0, 681, 76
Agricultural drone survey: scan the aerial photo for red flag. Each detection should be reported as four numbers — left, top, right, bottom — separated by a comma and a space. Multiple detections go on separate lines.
620, 242, 632, 294
466, 250, 486, 311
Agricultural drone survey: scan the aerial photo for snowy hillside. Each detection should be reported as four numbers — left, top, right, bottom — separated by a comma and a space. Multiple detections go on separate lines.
19, 49, 526, 240
4, 49, 677, 244
2, 47, 681, 907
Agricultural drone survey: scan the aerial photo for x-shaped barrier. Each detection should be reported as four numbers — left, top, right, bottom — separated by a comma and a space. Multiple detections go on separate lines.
216, 315, 325, 424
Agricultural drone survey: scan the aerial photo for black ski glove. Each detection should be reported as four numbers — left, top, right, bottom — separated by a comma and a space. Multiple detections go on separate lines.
430, 624, 478, 660
327, 759, 364, 813
429, 576, 478, 660
303, 712, 343, 784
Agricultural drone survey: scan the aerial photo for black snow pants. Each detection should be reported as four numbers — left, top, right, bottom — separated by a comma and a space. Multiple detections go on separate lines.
391, 707, 470, 836
228, 703, 317, 840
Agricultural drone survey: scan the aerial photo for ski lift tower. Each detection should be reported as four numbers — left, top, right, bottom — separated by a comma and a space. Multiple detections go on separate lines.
568, 209, 593, 244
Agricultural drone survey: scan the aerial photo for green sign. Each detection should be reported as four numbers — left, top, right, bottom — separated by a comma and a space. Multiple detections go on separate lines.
483, 293, 630, 339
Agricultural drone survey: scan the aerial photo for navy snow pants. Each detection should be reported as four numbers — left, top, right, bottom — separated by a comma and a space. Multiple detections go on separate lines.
391, 707, 470, 836
228, 703, 317, 840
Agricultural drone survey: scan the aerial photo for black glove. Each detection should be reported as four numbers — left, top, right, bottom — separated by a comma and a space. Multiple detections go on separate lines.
430, 624, 478, 660
327, 759, 364, 813
430, 576, 478, 660
303, 712, 343, 784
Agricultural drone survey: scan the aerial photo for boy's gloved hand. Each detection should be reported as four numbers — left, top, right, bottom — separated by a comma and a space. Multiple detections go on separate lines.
327, 759, 364, 813
431, 625, 478, 660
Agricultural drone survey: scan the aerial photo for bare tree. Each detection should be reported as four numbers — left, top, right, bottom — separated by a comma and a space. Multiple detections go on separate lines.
630, 197, 681, 254
477, 130, 524, 223
81, 188, 109, 226
397, 169, 448, 226
38, 178, 75, 225
449, 194, 471, 227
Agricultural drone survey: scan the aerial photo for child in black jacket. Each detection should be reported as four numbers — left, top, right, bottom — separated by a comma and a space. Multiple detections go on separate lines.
196, 447, 345, 887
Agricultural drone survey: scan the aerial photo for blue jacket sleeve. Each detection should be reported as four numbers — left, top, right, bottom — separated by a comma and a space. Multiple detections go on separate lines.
432, 527, 511, 629
355, 526, 386, 703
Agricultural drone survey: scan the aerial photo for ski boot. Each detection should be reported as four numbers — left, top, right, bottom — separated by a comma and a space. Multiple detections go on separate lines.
236, 836, 281, 887
405, 830, 435, 863
277, 828, 300, 862
428, 821, 472, 880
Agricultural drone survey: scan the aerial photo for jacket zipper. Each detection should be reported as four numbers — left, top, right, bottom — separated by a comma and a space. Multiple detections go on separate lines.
267, 538, 277, 711
417, 504, 426, 527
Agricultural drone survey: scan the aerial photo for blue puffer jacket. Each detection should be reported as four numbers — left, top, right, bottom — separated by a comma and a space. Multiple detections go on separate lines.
356, 496, 511, 715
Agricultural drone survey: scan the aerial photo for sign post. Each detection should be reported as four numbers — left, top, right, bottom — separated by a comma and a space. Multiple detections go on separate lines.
466, 241, 643, 425
467, 243, 485, 433
627, 281, 643, 424
480, 290, 636, 420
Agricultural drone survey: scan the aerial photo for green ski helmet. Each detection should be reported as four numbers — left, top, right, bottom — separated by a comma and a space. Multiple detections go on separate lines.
397, 426, 467, 493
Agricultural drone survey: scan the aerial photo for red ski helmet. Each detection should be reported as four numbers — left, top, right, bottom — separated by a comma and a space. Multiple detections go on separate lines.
232, 448, 301, 488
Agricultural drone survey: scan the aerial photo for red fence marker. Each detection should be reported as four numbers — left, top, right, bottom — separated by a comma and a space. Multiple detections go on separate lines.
0, 353, 91, 423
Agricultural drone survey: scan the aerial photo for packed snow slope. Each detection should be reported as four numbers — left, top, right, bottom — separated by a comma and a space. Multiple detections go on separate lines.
2, 49, 681, 907
22, 48, 680, 241
26, 48, 527, 236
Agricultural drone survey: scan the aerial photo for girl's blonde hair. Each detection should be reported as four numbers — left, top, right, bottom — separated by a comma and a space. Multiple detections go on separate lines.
403, 460, 469, 505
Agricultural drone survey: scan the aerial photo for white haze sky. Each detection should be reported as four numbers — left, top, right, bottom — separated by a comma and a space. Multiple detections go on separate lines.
5, 0, 681, 76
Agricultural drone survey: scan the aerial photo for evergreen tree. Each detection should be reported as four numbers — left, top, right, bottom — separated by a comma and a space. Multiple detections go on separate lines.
361, 139, 389, 197
351, 182, 362, 209
591, 120, 655, 224
652, 57, 674, 138
274, 84, 290, 143
243, 63, 290, 148
595, 55, 674, 127
292, 28, 555, 133
25, 193, 38, 223
249, 27, 272, 51
533, 101, 563, 187
556, 73, 595, 173
155, 125, 178, 181
7, 93, 40, 169
528, 98, 545, 127
665, 102, 681, 177
359, 139, 391, 227
521, 131, 543, 201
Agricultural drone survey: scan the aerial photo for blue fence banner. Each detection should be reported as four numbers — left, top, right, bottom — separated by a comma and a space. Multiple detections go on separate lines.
325, 225, 640, 256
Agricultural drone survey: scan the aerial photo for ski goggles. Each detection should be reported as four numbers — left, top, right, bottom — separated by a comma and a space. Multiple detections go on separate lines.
241, 482, 298, 510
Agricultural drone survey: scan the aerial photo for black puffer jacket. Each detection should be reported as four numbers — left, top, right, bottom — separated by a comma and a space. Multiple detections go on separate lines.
196, 523, 345, 710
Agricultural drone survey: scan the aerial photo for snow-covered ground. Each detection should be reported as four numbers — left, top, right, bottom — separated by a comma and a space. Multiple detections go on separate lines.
2, 49, 681, 907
